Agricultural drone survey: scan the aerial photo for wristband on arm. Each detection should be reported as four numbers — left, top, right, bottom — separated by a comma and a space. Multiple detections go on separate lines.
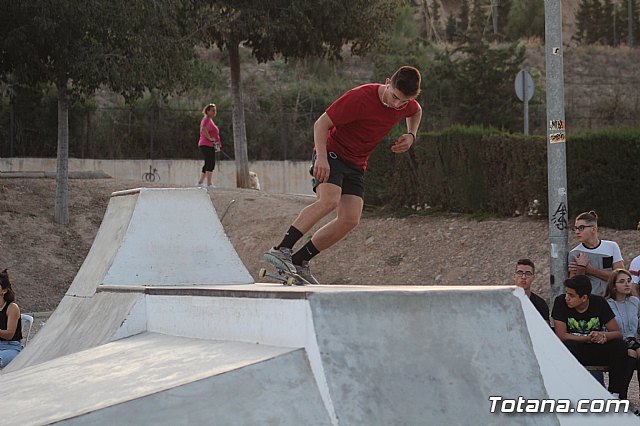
408, 132, 416, 142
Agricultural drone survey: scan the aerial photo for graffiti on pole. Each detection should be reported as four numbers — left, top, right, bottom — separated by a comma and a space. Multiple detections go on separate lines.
551, 202, 568, 231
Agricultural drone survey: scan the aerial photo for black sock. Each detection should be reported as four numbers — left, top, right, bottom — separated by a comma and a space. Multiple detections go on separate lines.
292, 240, 320, 265
276, 226, 303, 250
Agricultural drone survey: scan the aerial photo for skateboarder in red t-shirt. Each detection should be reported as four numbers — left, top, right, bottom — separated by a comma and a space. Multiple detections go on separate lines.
264, 66, 423, 284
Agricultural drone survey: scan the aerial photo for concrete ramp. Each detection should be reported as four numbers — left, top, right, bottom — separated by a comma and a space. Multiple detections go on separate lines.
101, 188, 253, 287
5, 188, 252, 372
68, 187, 252, 296
2, 333, 329, 425
6, 292, 144, 370
309, 290, 554, 425
2, 285, 637, 424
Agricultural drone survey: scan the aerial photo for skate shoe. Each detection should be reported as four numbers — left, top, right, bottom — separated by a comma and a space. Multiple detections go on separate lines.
295, 260, 319, 285
263, 247, 297, 274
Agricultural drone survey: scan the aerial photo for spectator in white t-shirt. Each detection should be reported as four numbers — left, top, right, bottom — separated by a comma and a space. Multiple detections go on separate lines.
568, 211, 624, 296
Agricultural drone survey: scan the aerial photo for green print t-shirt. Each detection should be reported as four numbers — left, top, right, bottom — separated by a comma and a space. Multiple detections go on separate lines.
566, 317, 601, 335
551, 294, 615, 335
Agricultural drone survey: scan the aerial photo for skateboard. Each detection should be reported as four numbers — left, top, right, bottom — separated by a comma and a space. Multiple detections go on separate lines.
258, 266, 308, 286
259, 252, 309, 286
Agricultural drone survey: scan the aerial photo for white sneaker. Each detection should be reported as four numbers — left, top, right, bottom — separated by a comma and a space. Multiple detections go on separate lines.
207, 184, 216, 189
196, 182, 204, 188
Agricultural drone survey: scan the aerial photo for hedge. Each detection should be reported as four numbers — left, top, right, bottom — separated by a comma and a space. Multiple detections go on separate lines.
365, 126, 640, 229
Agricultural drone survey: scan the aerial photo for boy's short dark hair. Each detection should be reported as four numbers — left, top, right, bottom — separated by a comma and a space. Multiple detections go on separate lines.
564, 275, 592, 297
390, 66, 421, 97
516, 258, 535, 272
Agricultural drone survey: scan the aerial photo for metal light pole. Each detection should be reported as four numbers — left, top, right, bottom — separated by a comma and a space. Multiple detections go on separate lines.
544, 0, 568, 300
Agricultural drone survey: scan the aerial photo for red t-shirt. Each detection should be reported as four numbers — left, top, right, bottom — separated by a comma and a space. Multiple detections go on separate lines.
325, 83, 420, 170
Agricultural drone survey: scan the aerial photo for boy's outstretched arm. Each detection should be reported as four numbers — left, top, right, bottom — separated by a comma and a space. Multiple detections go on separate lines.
391, 107, 422, 154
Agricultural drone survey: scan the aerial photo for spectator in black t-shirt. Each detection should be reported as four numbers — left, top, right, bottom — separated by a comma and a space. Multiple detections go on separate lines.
552, 275, 629, 398
514, 259, 550, 324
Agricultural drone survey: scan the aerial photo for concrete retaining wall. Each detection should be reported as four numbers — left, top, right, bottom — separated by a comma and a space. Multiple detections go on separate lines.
0, 157, 314, 195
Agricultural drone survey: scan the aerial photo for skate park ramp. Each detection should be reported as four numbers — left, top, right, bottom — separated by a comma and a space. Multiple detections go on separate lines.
2, 285, 637, 425
1, 333, 330, 425
1, 188, 636, 424
4, 187, 253, 371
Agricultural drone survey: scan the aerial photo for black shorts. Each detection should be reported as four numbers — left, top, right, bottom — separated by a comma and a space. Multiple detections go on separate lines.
311, 151, 365, 198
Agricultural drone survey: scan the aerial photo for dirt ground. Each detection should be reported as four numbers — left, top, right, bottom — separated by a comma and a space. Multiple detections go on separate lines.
1, 177, 639, 406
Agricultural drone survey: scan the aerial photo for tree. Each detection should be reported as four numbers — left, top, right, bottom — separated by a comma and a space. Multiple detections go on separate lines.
458, 0, 471, 37
445, 14, 458, 42
427, 41, 526, 130
600, 0, 615, 45
201, 0, 400, 188
468, 0, 489, 40
504, 0, 545, 40
618, 0, 640, 46
575, 0, 598, 43
497, 0, 513, 38
0, 1, 198, 224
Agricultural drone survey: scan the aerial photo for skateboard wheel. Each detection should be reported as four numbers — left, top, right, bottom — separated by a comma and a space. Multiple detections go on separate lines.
258, 268, 267, 278
286, 277, 295, 286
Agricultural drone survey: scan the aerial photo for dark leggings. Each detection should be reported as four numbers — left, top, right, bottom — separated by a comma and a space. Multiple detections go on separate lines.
200, 145, 216, 172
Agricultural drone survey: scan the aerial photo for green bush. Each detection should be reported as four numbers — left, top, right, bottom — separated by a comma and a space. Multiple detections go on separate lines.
567, 128, 640, 229
366, 126, 640, 229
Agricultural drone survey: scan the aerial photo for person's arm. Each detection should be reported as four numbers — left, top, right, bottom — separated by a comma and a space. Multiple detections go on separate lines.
542, 303, 550, 326
554, 319, 591, 343
201, 123, 215, 142
313, 112, 334, 183
571, 252, 624, 281
585, 260, 624, 281
589, 318, 623, 344
0, 303, 20, 340
567, 252, 579, 278
636, 299, 640, 337
391, 107, 422, 154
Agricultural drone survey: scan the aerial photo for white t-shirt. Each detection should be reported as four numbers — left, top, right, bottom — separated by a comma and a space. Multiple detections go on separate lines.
630, 255, 640, 285
569, 240, 623, 296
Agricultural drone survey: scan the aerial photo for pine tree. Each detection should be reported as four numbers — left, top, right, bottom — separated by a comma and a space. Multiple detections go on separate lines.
458, 0, 471, 35
431, 0, 442, 37
469, 0, 489, 39
575, 0, 593, 43
575, 0, 600, 44
601, 0, 615, 45
445, 14, 458, 42
613, 0, 638, 46
497, 0, 513, 37
504, 0, 545, 40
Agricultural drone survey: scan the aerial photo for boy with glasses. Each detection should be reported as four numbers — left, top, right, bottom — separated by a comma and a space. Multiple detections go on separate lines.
568, 211, 624, 296
514, 259, 549, 324
263, 66, 423, 284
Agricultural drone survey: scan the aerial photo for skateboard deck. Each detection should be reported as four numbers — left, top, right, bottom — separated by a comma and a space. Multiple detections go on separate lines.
260, 252, 309, 286
258, 266, 308, 286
